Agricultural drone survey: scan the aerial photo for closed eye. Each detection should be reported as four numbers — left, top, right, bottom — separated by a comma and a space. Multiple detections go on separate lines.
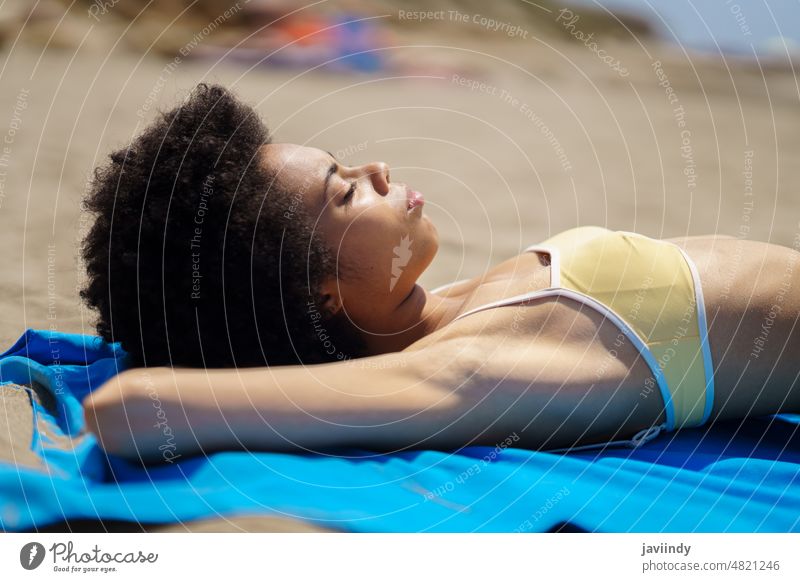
343, 182, 356, 206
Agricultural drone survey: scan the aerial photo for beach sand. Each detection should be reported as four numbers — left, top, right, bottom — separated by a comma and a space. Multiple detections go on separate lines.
1, 33, 798, 348
0, 5, 798, 530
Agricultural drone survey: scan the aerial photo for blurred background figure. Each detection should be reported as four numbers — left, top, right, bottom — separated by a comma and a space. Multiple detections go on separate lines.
188, 0, 390, 73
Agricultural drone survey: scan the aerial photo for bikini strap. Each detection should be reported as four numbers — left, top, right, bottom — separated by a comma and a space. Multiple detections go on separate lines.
522, 244, 561, 287
544, 423, 667, 454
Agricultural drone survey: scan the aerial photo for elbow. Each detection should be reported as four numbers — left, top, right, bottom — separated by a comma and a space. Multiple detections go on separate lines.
82, 371, 135, 458
81, 367, 172, 462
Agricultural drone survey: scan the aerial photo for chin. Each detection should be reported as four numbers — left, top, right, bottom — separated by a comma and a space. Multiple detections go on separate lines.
419, 213, 438, 242
417, 229, 438, 272
429, 227, 439, 259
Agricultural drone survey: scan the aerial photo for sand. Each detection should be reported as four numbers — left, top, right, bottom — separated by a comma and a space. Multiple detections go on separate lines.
1, 27, 798, 349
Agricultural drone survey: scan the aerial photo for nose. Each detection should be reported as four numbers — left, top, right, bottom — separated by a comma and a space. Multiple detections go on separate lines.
363, 161, 390, 195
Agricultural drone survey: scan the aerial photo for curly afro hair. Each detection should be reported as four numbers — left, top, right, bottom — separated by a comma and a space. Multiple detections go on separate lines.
80, 83, 367, 368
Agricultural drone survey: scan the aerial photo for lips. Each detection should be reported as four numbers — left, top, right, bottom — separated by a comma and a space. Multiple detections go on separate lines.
406, 187, 425, 212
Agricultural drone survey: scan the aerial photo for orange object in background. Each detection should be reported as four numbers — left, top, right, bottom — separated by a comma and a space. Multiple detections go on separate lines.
279, 16, 333, 46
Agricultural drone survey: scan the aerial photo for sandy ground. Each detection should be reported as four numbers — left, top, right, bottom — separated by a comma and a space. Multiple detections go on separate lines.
1, 29, 798, 350
0, 4, 798, 532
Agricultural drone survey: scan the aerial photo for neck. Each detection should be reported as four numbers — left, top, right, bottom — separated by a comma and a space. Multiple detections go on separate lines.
357, 284, 466, 357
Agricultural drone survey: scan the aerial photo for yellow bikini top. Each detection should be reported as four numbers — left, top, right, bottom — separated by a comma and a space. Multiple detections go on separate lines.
437, 226, 715, 448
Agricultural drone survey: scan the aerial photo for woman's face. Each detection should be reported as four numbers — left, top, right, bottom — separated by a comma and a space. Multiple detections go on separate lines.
259, 143, 438, 323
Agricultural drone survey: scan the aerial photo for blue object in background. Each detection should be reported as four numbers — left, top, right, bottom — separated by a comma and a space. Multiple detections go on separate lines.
329, 14, 384, 73
566, 0, 800, 58
1, 328, 798, 532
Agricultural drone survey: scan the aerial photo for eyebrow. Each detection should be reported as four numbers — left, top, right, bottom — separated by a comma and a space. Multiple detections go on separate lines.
321, 152, 338, 207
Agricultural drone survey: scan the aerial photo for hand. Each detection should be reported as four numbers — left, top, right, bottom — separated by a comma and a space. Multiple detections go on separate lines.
81, 367, 169, 461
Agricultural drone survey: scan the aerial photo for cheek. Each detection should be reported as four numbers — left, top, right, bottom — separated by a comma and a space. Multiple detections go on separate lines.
339, 212, 406, 274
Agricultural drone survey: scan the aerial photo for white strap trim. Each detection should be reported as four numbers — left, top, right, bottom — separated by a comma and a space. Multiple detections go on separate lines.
522, 244, 561, 287
672, 245, 716, 426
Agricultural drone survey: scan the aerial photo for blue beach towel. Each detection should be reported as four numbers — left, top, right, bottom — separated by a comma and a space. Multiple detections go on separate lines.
1, 328, 798, 532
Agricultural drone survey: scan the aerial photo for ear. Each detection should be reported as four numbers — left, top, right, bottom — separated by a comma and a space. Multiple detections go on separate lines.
318, 277, 342, 318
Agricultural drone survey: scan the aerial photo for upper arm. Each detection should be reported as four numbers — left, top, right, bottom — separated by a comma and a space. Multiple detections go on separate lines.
84, 304, 664, 460
83, 337, 488, 461
437, 299, 669, 450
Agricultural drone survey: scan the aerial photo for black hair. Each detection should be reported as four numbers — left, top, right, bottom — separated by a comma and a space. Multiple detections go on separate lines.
80, 83, 367, 368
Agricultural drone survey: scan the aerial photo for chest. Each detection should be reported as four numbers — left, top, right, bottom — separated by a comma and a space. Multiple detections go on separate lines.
409, 251, 557, 351
450, 249, 553, 323
410, 251, 642, 388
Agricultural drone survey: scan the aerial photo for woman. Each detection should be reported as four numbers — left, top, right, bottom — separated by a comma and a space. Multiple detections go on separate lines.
81, 84, 800, 461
